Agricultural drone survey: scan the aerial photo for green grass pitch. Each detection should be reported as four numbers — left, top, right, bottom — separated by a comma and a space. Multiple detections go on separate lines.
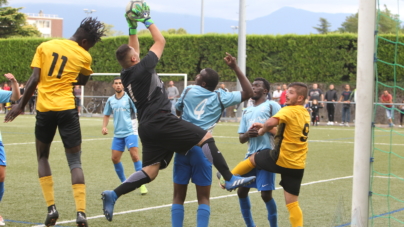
0, 115, 403, 226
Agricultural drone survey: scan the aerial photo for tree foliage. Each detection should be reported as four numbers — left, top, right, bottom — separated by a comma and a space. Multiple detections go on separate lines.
0, 0, 40, 38
313, 17, 331, 34
338, 5, 400, 34
103, 23, 124, 37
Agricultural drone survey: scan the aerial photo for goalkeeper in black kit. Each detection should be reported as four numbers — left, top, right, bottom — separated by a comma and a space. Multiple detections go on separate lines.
101, 2, 256, 222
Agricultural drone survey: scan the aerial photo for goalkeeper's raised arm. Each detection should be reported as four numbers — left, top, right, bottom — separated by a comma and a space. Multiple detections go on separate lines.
127, 2, 165, 59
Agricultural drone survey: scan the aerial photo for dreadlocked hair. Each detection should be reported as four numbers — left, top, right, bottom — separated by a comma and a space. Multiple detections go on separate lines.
74, 17, 105, 43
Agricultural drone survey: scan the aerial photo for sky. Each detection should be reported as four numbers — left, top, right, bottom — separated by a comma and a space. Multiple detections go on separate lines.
7, 0, 404, 21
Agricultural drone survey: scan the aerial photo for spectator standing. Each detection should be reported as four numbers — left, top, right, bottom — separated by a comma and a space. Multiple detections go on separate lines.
19, 83, 25, 96
74, 85, 82, 115
29, 87, 38, 114
279, 84, 287, 107
380, 90, 394, 127
2, 83, 10, 91
220, 83, 229, 117
339, 84, 352, 127
308, 83, 324, 106
272, 85, 282, 103
324, 84, 338, 125
310, 99, 320, 126
18, 83, 25, 113
399, 100, 404, 127
166, 81, 179, 115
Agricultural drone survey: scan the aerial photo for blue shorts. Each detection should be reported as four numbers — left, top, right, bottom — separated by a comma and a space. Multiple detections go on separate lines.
0, 142, 6, 166
173, 146, 212, 186
111, 134, 138, 152
242, 167, 275, 191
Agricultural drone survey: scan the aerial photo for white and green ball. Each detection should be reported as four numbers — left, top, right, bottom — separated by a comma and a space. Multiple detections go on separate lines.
126, 0, 144, 19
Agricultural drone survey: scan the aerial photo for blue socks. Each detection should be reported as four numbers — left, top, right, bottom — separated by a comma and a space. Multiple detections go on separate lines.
114, 162, 126, 182
239, 197, 255, 227
134, 161, 142, 172
171, 204, 210, 227
171, 204, 184, 227
0, 182, 4, 201
266, 198, 278, 227
197, 204, 210, 227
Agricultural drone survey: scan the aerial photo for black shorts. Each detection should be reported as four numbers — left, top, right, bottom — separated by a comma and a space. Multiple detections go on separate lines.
139, 112, 206, 169
254, 149, 305, 196
35, 109, 81, 148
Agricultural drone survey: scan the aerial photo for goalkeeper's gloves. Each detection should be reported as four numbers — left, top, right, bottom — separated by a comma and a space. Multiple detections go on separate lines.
125, 14, 138, 35
130, 2, 154, 28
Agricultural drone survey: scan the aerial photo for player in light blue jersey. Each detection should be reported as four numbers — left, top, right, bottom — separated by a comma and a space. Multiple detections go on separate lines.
171, 53, 253, 227
236, 78, 281, 227
102, 77, 147, 195
1, 73, 21, 225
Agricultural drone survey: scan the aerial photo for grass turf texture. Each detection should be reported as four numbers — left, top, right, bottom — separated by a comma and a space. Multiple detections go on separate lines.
0, 116, 403, 226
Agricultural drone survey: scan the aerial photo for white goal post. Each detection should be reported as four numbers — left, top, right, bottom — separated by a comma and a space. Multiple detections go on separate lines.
79, 73, 188, 115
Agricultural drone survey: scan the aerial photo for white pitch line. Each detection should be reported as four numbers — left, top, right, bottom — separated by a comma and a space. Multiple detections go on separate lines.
214, 136, 404, 146
32, 175, 354, 226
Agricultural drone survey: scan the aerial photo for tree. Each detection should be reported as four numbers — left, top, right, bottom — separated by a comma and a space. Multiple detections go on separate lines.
338, 13, 358, 33
313, 17, 331, 34
0, 0, 40, 38
103, 23, 124, 37
338, 5, 401, 34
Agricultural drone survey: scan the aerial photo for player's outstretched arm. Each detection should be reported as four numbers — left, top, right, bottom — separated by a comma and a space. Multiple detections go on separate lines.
131, 2, 165, 58
5, 68, 40, 122
3, 73, 20, 101
252, 117, 279, 136
125, 13, 140, 55
223, 52, 252, 101
148, 24, 165, 59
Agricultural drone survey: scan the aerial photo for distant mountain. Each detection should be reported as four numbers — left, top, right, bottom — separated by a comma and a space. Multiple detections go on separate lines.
11, 3, 351, 37
249, 7, 351, 35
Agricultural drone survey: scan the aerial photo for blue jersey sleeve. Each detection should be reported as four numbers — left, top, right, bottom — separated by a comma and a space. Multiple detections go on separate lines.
103, 97, 113, 116
0, 90, 12, 104
218, 89, 242, 108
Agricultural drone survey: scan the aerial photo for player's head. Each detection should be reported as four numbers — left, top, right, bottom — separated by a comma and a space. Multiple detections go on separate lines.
195, 68, 219, 91
115, 44, 140, 69
72, 17, 105, 51
286, 82, 308, 106
252, 77, 270, 101
113, 77, 123, 93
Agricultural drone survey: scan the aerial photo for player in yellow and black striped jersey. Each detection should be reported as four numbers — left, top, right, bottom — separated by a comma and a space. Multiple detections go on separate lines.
5, 18, 105, 227
228, 82, 310, 227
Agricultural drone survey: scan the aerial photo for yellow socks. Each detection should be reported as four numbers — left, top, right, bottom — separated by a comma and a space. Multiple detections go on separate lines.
286, 201, 303, 227
72, 184, 86, 213
39, 176, 55, 207
231, 158, 255, 175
